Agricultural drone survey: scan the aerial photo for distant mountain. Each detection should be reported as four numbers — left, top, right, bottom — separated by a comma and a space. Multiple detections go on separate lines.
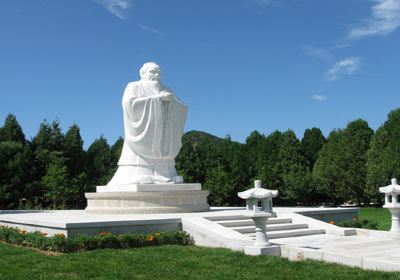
182, 130, 225, 147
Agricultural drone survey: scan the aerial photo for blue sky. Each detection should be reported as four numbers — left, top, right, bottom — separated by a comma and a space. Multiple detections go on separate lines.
1, 0, 399, 147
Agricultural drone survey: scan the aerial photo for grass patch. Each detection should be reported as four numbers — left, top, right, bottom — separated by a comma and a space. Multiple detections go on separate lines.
0, 243, 399, 280
359, 207, 391, 231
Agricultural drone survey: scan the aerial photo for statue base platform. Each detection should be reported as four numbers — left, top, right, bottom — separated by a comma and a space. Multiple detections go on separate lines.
85, 184, 209, 214
96, 183, 202, 192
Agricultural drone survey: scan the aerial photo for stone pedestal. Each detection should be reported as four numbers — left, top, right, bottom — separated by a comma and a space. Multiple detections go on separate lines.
85, 183, 209, 214
244, 245, 281, 256
252, 214, 272, 247
243, 212, 280, 256
386, 207, 400, 233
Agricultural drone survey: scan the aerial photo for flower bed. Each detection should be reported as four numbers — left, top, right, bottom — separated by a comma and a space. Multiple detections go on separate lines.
0, 225, 192, 253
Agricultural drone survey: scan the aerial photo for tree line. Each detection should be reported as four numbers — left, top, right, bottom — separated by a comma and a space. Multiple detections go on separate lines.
1, 108, 400, 209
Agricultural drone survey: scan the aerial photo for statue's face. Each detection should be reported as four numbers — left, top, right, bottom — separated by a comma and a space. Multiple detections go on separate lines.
145, 65, 161, 82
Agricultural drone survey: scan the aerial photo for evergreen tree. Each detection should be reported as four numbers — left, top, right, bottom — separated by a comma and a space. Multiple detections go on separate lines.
42, 153, 75, 209
63, 124, 87, 208
176, 135, 220, 184
0, 114, 26, 143
227, 141, 253, 205
301, 127, 325, 170
0, 114, 34, 208
176, 135, 201, 183
313, 130, 347, 205
203, 164, 234, 206
366, 109, 400, 204
342, 119, 373, 205
256, 131, 283, 200
86, 136, 113, 190
31, 120, 65, 176
64, 124, 85, 177
313, 120, 373, 206
277, 130, 309, 204
245, 130, 265, 171
30, 120, 66, 207
0, 142, 35, 208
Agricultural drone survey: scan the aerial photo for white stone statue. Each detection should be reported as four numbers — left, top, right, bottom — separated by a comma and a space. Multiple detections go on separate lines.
108, 62, 187, 185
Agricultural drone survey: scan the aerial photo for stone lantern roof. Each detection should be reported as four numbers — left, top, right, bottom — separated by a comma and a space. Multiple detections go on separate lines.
379, 178, 400, 194
238, 180, 278, 199
238, 187, 278, 200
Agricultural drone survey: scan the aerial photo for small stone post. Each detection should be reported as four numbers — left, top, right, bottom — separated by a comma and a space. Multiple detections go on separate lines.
238, 180, 280, 256
379, 178, 400, 232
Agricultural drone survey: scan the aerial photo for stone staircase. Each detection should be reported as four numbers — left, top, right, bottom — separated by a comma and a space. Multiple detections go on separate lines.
205, 214, 326, 240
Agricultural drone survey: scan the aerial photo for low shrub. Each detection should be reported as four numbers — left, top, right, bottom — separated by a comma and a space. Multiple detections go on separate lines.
0, 225, 192, 253
337, 217, 379, 230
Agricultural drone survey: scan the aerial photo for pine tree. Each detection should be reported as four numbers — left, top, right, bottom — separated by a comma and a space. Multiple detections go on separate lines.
63, 124, 87, 208
276, 130, 309, 204
366, 109, 400, 204
0, 142, 35, 208
30, 120, 66, 207
301, 127, 325, 170
313, 130, 347, 205
176, 135, 220, 184
0, 114, 35, 208
203, 164, 234, 206
256, 130, 283, 194
0, 114, 26, 143
313, 120, 373, 206
64, 124, 85, 177
42, 153, 75, 209
86, 136, 113, 190
31, 120, 65, 177
342, 119, 373, 205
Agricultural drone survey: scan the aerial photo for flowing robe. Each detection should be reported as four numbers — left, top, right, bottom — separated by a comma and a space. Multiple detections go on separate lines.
108, 80, 187, 185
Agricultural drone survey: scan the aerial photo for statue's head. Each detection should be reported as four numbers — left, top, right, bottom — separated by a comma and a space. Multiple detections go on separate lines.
140, 62, 161, 82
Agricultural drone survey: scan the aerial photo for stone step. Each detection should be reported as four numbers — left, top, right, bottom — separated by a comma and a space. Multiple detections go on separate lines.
232, 223, 309, 234
217, 218, 293, 228
206, 215, 247, 221
245, 228, 326, 239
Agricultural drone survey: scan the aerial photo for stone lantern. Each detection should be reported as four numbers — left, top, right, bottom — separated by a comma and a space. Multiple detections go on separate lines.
379, 178, 400, 232
238, 180, 280, 256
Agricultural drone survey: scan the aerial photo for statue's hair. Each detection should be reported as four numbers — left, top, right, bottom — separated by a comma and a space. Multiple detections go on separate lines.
140, 62, 160, 79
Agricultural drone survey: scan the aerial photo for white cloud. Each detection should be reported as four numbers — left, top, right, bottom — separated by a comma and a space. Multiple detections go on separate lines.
324, 57, 361, 81
312, 95, 328, 101
348, 0, 400, 40
94, 0, 132, 20
138, 24, 166, 36
302, 46, 333, 63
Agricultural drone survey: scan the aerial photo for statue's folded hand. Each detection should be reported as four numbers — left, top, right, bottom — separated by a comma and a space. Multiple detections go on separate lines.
160, 91, 173, 102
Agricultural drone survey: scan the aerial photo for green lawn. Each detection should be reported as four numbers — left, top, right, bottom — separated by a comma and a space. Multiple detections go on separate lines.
359, 207, 391, 231
0, 243, 399, 280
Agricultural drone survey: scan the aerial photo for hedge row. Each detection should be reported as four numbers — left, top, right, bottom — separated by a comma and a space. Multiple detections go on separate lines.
0, 226, 192, 253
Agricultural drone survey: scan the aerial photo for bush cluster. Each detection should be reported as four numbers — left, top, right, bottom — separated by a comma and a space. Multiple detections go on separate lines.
338, 218, 379, 230
0, 226, 192, 253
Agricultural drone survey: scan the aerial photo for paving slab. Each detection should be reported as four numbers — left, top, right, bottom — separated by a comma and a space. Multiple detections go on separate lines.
273, 233, 400, 271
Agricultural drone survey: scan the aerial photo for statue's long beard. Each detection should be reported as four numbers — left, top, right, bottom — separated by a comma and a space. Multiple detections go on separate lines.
139, 80, 163, 97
